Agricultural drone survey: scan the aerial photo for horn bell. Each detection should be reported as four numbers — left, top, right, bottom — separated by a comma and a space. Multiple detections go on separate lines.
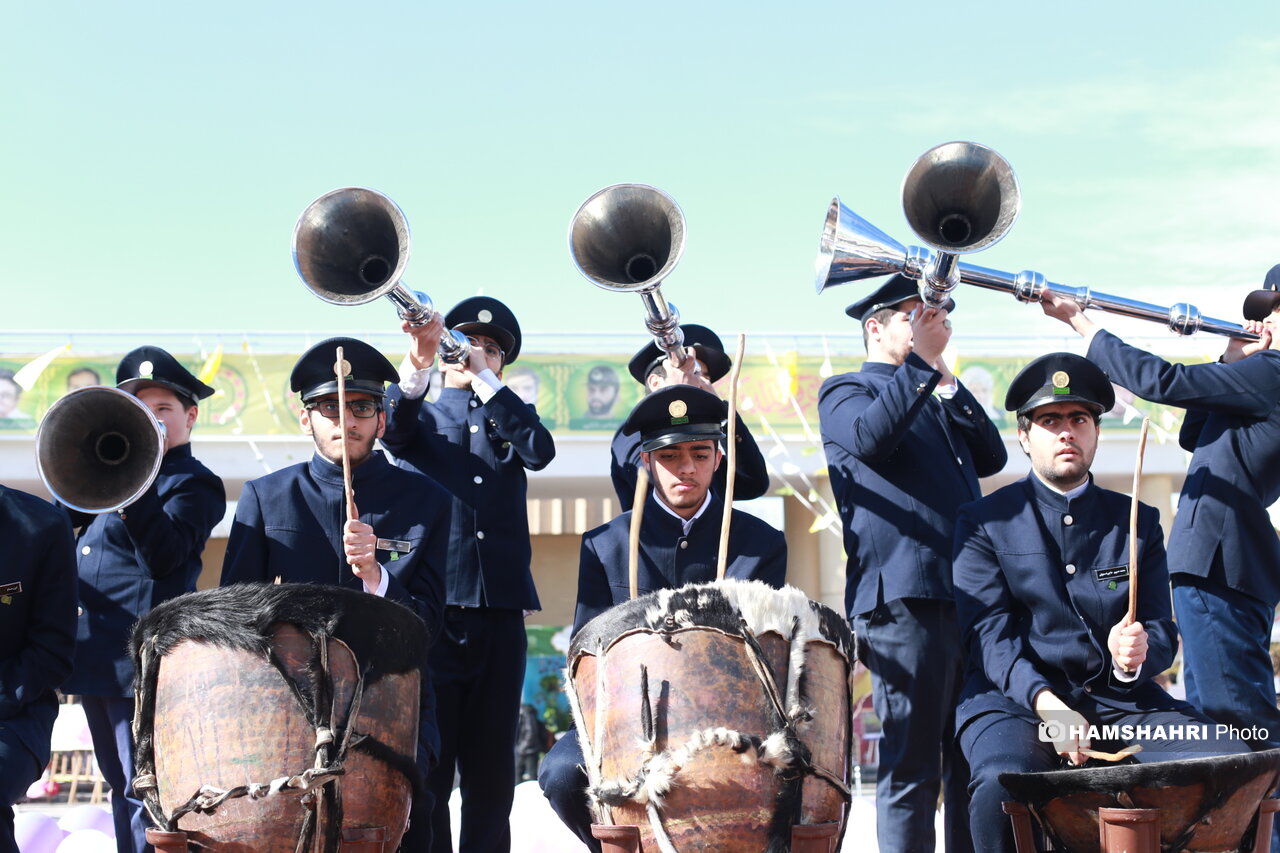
36, 386, 166, 514
292, 187, 412, 305
901, 141, 1021, 254
569, 184, 686, 293
814, 198, 909, 293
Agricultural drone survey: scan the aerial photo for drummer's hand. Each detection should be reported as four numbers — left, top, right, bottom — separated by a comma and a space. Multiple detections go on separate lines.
1033, 689, 1091, 766
402, 315, 445, 371
343, 516, 382, 592
1223, 320, 1274, 362
1040, 293, 1098, 340
658, 350, 717, 394
1108, 619, 1148, 674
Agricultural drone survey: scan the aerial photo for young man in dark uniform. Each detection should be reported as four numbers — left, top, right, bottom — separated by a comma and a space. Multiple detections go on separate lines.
539, 385, 788, 851
953, 353, 1250, 853
1038, 274, 1280, 756
221, 337, 450, 852
0, 485, 77, 853
610, 323, 769, 510
384, 297, 555, 853
64, 347, 226, 853
818, 274, 1006, 853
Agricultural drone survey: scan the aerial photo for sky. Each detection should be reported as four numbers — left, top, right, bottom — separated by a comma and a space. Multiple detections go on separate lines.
4, 1, 1279, 352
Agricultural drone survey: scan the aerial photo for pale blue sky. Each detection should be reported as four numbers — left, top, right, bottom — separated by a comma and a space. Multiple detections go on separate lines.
4, 1, 1278, 348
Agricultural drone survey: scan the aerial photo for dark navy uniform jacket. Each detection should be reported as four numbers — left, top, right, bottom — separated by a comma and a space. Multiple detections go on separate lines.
953, 475, 1179, 732
818, 354, 1008, 618
573, 493, 787, 635
220, 451, 448, 636
609, 414, 770, 511
64, 443, 225, 697
0, 487, 77, 764
382, 383, 554, 611
220, 450, 449, 764
1088, 330, 1280, 605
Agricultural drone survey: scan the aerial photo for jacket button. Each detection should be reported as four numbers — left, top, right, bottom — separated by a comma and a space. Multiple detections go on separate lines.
473, 476, 483, 485
476, 531, 485, 540
470, 424, 479, 433
81, 546, 91, 556
679, 540, 688, 550
77, 606, 84, 616
1084, 685, 1093, 693
1064, 515, 1074, 526
1065, 564, 1076, 574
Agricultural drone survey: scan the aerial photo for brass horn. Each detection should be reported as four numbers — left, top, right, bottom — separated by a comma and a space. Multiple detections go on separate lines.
569, 183, 689, 365
35, 386, 165, 514
816, 141, 1260, 340
292, 187, 469, 361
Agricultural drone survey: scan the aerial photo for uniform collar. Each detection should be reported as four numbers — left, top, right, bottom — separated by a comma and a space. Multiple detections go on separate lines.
652, 489, 714, 536
161, 442, 193, 467
307, 449, 390, 485
1026, 471, 1095, 512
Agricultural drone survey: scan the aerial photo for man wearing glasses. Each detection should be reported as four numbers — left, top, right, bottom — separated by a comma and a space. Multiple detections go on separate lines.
385, 296, 556, 853
221, 337, 450, 848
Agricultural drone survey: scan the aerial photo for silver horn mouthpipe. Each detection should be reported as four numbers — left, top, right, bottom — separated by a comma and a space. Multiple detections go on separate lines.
292, 187, 469, 363
815, 139, 1260, 341
569, 183, 689, 365
35, 386, 166, 514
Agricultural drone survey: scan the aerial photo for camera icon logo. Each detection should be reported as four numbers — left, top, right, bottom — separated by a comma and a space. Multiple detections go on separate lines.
1038, 721, 1066, 743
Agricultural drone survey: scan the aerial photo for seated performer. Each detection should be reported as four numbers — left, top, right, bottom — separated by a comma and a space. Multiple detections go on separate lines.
220, 337, 450, 843
953, 352, 1250, 853
610, 324, 769, 510
1038, 277, 1280, 756
0, 485, 77, 853
539, 385, 787, 851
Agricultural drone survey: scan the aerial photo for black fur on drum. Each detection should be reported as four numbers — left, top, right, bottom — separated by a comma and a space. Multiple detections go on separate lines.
129, 582, 429, 835
1001, 749, 1280, 853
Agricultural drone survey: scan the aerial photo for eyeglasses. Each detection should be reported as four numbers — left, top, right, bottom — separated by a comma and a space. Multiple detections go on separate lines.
307, 400, 381, 419
467, 336, 505, 361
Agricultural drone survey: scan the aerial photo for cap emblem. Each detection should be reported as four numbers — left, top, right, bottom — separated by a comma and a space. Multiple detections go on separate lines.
1052, 370, 1071, 394
138, 360, 154, 379
477, 309, 493, 322
334, 358, 352, 380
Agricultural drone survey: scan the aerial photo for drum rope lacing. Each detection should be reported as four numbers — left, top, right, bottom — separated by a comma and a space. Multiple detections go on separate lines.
581, 614, 852, 850
134, 633, 375, 853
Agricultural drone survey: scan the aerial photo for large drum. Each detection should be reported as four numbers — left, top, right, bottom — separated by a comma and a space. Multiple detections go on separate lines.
129, 583, 428, 853
1001, 749, 1280, 853
567, 579, 855, 852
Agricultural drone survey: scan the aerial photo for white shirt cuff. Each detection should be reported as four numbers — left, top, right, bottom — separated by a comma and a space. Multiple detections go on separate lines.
936, 382, 958, 400
471, 368, 503, 403
364, 564, 391, 597
1112, 663, 1141, 683
398, 368, 433, 400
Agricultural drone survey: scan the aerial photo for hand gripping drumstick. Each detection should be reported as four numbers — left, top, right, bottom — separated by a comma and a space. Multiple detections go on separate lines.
716, 334, 747, 581
334, 348, 357, 526
628, 466, 649, 600
1125, 417, 1151, 628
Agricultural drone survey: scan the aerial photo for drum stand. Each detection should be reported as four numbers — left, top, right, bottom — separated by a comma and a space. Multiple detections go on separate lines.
146, 826, 391, 852
1003, 798, 1280, 853
591, 821, 843, 852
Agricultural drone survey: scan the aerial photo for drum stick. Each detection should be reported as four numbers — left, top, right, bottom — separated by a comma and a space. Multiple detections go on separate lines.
628, 465, 649, 600
716, 333, 747, 582
1125, 417, 1150, 627
334, 348, 356, 525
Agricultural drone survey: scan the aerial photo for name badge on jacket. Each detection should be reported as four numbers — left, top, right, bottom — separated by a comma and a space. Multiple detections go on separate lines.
377, 538, 412, 561
1095, 565, 1128, 589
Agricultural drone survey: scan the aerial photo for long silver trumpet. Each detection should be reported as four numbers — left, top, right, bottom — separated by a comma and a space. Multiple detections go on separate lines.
36, 386, 165, 514
815, 141, 1260, 340
293, 187, 470, 361
569, 183, 689, 365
